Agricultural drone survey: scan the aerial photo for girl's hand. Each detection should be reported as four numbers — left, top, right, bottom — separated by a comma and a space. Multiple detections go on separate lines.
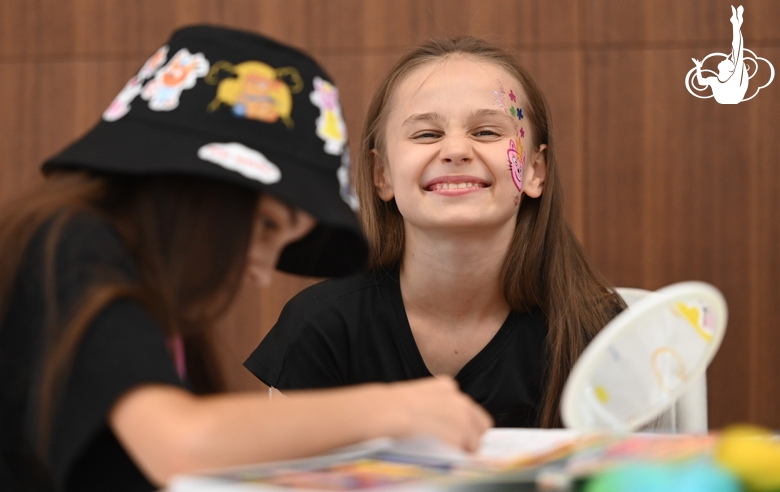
378, 377, 493, 452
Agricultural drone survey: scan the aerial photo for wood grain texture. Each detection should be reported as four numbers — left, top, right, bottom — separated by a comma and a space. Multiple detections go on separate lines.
745, 47, 780, 424
0, 63, 40, 205
582, 49, 647, 287
0, 0, 778, 428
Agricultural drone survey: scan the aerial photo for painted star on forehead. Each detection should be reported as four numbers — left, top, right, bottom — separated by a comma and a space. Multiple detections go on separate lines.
509, 90, 516, 103
510, 107, 516, 117
520, 127, 525, 138
516, 108, 524, 120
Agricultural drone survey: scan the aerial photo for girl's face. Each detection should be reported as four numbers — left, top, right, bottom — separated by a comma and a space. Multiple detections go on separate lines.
245, 195, 315, 287
375, 56, 546, 233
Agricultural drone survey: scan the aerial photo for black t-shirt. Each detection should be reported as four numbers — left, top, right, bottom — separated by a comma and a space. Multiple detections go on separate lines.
0, 213, 185, 492
245, 266, 548, 427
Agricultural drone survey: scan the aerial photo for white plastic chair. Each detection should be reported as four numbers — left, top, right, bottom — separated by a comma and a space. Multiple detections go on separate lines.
614, 287, 709, 434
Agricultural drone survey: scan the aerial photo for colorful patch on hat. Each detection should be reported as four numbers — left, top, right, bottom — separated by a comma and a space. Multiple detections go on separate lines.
337, 150, 359, 211
103, 77, 145, 122
206, 61, 303, 129
198, 142, 281, 184
138, 45, 170, 80
141, 48, 210, 111
103, 45, 169, 122
310, 76, 347, 156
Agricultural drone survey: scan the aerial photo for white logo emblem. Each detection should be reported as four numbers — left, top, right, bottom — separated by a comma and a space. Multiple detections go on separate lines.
198, 143, 281, 184
685, 5, 774, 104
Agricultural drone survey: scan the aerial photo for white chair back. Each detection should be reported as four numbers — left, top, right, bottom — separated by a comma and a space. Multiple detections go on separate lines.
614, 287, 709, 434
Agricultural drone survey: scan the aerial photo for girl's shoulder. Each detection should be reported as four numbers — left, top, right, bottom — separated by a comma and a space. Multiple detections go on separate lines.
17, 211, 139, 315
30, 211, 135, 274
29, 210, 127, 256
283, 265, 400, 315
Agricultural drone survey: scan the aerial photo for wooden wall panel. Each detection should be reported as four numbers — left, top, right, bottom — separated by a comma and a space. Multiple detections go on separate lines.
585, 0, 780, 45
0, 63, 39, 205
582, 49, 647, 287
746, 46, 780, 424
1, 0, 779, 428
0, 0, 37, 58
425, 0, 578, 47
221, 0, 310, 53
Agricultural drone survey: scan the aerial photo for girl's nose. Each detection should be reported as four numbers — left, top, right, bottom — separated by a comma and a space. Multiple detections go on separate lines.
439, 135, 473, 165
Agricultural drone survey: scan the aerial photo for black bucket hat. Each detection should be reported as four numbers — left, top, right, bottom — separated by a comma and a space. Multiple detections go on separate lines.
43, 25, 366, 277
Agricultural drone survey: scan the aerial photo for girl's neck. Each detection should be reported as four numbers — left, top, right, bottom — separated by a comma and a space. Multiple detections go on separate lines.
399, 223, 513, 323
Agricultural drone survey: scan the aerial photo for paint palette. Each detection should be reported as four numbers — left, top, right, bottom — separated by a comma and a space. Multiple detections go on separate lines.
561, 282, 727, 431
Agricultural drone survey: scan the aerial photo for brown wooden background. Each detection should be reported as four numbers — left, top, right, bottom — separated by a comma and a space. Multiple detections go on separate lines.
1, 0, 778, 429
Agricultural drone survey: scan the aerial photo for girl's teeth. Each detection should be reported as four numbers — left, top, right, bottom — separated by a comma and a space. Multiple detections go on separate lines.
434, 182, 478, 190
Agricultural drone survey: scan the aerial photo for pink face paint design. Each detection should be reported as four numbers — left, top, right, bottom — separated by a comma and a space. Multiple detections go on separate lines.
507, 139, 525, 193
509, 90, 517, 103
520, 127, 525, 138
492, 80, 506, 109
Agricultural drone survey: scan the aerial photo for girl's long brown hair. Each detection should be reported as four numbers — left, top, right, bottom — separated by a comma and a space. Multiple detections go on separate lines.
356, 37, 625, 428
0, 171, 258, 448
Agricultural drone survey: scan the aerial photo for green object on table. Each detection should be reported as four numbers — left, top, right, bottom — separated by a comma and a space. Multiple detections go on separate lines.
583, 461, 742, 492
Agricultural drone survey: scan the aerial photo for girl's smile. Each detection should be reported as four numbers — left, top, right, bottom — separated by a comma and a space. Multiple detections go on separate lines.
423, 175, 491, 195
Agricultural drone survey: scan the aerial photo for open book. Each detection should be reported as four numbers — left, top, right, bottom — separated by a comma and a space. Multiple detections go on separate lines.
168, 429, 586, 491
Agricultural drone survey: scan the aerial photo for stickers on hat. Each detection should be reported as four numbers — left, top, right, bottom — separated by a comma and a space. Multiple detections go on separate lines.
206, 61, 303, 128
142, 48, 210, 111
103, 77, 145, 122
198, 142, 281, 184
103, 45, 169, 121
138, 45, 171, 79
310, 76, 347, 156
337, 150, 359, 211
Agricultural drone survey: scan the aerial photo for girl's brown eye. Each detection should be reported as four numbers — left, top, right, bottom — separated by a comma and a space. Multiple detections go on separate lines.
414, 131, 441, 139
259, 216, 279, 232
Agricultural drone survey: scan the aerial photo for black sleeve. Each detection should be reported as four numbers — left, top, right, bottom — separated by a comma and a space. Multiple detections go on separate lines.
49, 299, 184, 489
26, 214, 186, 490
244, 288, 351, 390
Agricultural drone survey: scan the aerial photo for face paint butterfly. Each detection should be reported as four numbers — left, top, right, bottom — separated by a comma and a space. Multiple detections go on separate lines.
507, 139, 525, 193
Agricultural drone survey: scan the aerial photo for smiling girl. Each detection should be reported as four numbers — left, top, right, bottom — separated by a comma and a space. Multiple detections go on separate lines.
247, 37, 624, 428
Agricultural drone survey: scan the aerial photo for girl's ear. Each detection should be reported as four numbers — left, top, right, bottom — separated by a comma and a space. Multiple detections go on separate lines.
523, 144, 547, 198
372, 149, 395, 201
